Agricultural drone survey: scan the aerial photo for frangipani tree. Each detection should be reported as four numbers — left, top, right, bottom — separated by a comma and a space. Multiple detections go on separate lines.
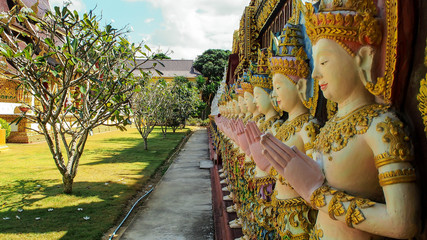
133, 79, 169, 150
168, 76, 200, 132
0, 4, 154, 193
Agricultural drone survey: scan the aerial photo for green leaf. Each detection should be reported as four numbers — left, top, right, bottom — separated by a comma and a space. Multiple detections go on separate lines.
44, 38, 55, 48
54, 6, 61, 16
73, 10, 79, 19
144, 45, 151, 52
0, 44, 10, 58
71, 38, 78, 52
51, 70, 59, 77
79, 85, 87, 94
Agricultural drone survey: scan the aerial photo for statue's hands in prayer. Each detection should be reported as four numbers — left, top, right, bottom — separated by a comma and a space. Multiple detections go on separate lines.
223, 119, 232, 138
228, 119, 237, 142
235, 119, 250, 156
215, 116, 223, 131
260, 133, 325, 203
245, 121, 271, 171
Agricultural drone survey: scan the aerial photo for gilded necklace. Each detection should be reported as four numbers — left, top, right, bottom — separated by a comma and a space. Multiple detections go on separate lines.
252, 114, 264, 123
275, 113, 310, 142
259, 115, 281, 133
243, 113, 253, 124
313, 103, 389, 155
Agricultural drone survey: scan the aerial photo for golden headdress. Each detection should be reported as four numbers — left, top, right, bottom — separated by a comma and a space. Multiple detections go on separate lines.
230, 84, 238, 100
269, 23, 310, 84
234, 81, 245, 97
240, 72, 254, 94
305, 0, 382, 56
249, 48, 273, 91
218, 84, 233, 105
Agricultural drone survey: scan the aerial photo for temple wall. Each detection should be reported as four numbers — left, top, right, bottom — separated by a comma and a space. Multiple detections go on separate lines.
404, 0, 427, 238
217, 0, 427, 239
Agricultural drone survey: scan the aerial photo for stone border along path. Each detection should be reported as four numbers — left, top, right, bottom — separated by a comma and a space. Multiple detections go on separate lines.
120, 128, 214, 240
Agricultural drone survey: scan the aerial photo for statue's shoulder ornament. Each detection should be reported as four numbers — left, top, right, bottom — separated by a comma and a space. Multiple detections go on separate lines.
367, 111, 413, 170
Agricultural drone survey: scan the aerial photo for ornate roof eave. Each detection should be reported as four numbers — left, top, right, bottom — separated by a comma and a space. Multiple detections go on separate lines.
255, 0, 285, 34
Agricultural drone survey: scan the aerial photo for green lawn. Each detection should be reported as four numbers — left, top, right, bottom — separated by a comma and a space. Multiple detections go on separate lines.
0, 127, 191, 240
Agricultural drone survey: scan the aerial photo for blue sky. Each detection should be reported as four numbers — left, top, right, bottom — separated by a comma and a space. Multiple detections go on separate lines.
49, 0, 249, 60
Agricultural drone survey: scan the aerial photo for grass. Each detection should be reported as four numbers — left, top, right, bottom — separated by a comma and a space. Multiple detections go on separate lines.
0, 126, 191, 240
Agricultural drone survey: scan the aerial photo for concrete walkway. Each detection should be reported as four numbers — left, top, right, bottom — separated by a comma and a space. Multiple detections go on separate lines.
120, 129, 214, 240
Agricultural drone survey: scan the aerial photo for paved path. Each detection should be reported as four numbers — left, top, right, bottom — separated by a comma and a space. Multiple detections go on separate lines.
120, 129, 214, 240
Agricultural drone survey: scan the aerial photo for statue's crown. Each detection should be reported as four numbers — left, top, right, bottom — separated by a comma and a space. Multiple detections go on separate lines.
269, 23, 310, 84
251, 48, 270, 75
249, 48, 273, 90
240, 71, 254, 94
219, 84, 232, 105
305, 0, 382, 56
233, 83, 244, 98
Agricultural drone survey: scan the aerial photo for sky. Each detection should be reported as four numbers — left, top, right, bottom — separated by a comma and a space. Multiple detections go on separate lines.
49, 0, 249, 60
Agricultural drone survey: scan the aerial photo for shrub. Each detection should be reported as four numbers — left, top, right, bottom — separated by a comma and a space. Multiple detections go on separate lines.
0, 118, 11, 138
201, 119, 210, 126
186, 117, 209, 127
186, 117, 201, 126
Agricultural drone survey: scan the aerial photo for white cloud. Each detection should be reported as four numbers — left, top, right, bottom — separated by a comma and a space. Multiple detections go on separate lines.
144, 18, 155, 24
135, 0, 248, 59
49, 0, 86, 12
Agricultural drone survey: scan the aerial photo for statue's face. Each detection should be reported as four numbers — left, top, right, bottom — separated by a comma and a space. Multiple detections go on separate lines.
312, 38, 360, 103
253, 86, 272, 115
238, 96, 247, 113
244, 92, 256, 113
272, 73, 299, 113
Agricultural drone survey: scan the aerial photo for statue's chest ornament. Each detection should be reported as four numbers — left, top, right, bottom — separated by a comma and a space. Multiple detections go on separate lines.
314, 104, 389, 158
275, 113, 310, 142
259, 115, 281, 133
252, 114, 264, 124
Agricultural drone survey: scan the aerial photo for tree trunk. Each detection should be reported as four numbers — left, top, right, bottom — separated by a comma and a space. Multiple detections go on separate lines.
144, 137, 148, 150
162, 125, 167, 138
63, 174, 74, 194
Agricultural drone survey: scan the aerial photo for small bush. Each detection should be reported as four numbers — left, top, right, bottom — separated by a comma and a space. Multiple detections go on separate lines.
201, 119, 210, 126
0, 118, 11, 138
186, 117, 209, 127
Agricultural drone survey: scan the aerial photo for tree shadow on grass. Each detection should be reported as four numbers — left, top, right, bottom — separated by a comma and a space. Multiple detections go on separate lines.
82, 132, 187, 167
0, 181, 133, 240
0, 179, 60, 211
0, 131, 190, 239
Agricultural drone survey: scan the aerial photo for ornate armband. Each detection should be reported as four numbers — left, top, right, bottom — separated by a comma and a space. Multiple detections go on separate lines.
374, 152, 406, 168
310, 185, 375, 228
378, 168, 416, 187
375, 116, 412, 168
